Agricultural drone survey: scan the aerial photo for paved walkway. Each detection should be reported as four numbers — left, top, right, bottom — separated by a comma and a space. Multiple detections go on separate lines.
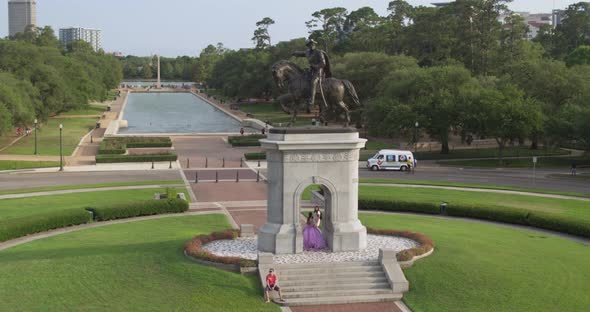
361, 183, 590, 201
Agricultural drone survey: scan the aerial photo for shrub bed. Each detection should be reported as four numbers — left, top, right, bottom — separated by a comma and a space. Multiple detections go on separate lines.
367, 227, 435, 262
244, 152, 266, 160
184, 229, 258, 268
96, 154, 178, 163
228, 135, 266, 147
88, 199, 188, 221
0, 209, 92, 242
98, 137, 172, 155
359, 199, 590, 238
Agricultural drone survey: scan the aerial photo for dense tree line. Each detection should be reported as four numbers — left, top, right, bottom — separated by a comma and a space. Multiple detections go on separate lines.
192, 1, 590, 152
121, 55, 197, 81
0, 26, 122, 135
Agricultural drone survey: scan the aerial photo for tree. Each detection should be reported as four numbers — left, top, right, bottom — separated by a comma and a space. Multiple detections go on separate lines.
252, 17, 275, 49
465, 82, 543, 163
553, 2, 590, 58
306, 7, 348, 52
344, 7, 382, 33
565, 45, 590, 66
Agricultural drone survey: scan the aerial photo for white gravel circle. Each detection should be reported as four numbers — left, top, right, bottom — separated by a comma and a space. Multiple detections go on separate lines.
203, 234, 419, 264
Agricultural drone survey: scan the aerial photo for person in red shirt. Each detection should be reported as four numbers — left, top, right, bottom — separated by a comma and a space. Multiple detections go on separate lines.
264, 268, 285, 303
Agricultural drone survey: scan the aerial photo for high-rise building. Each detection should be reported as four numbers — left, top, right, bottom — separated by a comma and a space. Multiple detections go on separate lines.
59, 27, 102, 51
8, 0, 37, 37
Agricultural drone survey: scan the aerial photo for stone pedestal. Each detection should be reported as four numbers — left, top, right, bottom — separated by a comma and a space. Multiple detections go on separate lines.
257, 127, 367, 254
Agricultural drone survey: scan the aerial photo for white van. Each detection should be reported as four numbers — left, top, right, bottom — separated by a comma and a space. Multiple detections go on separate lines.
367, 149, 416, 171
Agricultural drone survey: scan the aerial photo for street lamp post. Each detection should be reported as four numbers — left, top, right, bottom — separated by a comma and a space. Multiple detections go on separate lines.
59, 124, 63, 171
34, 118, 38, 155
414, 121, 419, 153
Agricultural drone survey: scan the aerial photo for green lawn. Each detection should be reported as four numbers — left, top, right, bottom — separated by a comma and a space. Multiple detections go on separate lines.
1, 117, 96, 156
0, 160, 60, 170
359, 185, 590, 223
0, 215, 278, 312
0, 188, 188, 221
361, 213, 590, 312
438, 156, 590, 168
58, 104, 105, 116
359, 178, 590, 198
239, 102, 314, 127
0, 180, 185, 196
414, 146, 569, 160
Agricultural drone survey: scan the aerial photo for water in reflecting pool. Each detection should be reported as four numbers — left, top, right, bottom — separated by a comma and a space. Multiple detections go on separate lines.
118, 92, 242, 134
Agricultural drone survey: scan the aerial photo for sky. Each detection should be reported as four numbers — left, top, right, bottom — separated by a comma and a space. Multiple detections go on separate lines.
0, 0, 583, 56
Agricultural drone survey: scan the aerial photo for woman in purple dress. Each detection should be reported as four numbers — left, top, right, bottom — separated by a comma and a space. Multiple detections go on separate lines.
303, 212, 326, 251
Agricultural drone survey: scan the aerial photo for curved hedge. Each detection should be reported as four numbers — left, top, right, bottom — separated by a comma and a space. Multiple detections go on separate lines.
0, 209, 92, 242
359, 198, 590, 238
88, 199, 188, 221
184, 229, 257, 268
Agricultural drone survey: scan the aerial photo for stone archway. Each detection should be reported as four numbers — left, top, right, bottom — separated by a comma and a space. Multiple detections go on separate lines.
257, 127, 367, 254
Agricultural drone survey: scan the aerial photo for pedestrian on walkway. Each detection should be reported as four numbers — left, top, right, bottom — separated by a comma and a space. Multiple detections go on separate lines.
571, 161, 577, 176
264, 268, 285, 303
406, 157, 413, 174
240, 127, 245, 136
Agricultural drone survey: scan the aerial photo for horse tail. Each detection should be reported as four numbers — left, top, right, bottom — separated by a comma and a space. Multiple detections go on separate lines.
342, 80, 361, 108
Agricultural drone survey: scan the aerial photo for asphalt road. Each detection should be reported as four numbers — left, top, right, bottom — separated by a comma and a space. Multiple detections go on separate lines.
359, 164, 590, 194
0, 170, 182, 191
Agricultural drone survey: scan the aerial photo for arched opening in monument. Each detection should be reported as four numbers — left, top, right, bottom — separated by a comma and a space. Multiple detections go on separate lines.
295, 181, 335, 252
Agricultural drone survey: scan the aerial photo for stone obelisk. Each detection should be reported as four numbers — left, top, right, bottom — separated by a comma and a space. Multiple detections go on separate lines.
156, 55, 161, 89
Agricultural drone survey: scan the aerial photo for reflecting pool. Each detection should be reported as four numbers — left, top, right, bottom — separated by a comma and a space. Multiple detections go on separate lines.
118, 92, 242, 134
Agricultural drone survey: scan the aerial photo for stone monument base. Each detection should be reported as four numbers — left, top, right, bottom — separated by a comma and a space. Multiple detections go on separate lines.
257, 127, 367, 255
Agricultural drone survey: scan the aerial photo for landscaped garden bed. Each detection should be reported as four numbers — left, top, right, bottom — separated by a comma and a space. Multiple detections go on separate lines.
96, 137, 176, 163
184, 229, 258, 273
228, 134, 266, 147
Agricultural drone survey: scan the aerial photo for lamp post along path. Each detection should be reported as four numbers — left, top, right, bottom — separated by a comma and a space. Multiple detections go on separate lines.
414, 121, 419, 153
59, 124, 63, 171
34, 118, 37, 155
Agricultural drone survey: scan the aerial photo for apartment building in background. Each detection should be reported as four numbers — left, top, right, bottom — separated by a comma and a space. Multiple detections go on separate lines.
8, 0, 37, 37
59, 27, 102, 51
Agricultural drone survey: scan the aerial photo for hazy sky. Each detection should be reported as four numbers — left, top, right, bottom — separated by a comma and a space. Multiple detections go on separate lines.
0, 0, 582, 56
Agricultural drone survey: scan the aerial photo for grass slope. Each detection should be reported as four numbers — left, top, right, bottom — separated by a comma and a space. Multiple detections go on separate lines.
0, 160, 60, 170
0, 215, 278, 312
359, 178, 590, 198
0, 180, 185, 196
0, 188, 188, 221
359, 185, 590, 223
2, 117, 96, 156
361, 213, 590, 312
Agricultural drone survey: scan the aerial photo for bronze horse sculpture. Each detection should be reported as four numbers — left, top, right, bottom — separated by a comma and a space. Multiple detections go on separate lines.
271, 60, 361, 127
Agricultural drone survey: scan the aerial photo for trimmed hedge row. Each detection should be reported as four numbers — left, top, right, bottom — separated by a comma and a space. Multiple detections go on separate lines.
96, 154, 178, 163
98, 137, 172, 155
184, 229, 257, 268
228, 135, 266, 147
244, 152, 266, 160
0, 209, 92, 242
367, 227, 435, 262
88, 199, 188, 221
359, 198, 590, 238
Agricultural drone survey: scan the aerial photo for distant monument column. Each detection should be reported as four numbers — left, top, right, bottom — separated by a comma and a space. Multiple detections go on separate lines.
157, 55, 161, 89
258, 127, 367, 254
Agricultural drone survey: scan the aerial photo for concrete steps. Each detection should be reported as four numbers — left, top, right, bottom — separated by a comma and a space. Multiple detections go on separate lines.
266, 261, 398, 306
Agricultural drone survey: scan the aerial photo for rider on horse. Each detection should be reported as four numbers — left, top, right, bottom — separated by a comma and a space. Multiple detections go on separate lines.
291, 38, 332, 113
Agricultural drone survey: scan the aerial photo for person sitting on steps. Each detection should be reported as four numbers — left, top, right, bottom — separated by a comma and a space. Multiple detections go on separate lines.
264, 268, 285, 303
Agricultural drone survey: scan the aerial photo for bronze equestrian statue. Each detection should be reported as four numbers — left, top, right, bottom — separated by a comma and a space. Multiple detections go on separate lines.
272, 39, 361, 127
